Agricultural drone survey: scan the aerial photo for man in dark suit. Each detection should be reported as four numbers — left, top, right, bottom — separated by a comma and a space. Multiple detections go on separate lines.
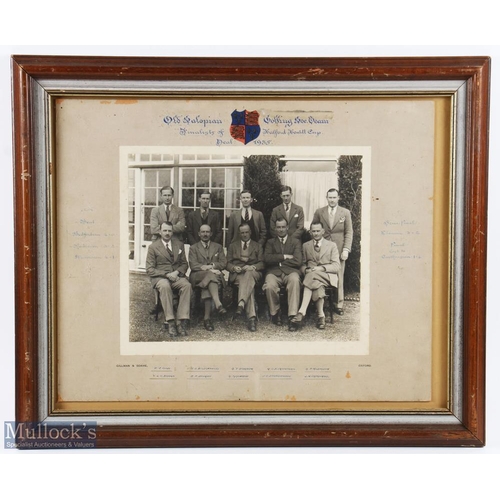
186, 190, 222, 246
226, 190, 267, 248
311, 188, 353, 315
263, 217, 303, 331
291, 222, 340, 329
269, 185, 305, 240
150, 186, 186, 243
146, 222, 192, 337
227, 223, 265, 332
188, 224, 227, 331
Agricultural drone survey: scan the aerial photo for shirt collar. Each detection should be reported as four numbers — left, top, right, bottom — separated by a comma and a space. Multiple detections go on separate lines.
314, 238, 323, 247
279, 235, 288, 244
241, 239, 250, 248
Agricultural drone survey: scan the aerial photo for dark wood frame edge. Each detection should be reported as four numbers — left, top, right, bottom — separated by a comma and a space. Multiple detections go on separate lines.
12, 55, 489, 447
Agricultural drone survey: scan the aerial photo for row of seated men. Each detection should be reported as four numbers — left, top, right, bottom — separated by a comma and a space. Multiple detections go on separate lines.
145, 185, 353, 338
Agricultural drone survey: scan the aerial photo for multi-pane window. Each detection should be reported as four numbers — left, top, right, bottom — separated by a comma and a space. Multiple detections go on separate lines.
128, 169, 135, 259
180, 166, 243, 247
127, 152, 244, 268
143, 168, 173, 242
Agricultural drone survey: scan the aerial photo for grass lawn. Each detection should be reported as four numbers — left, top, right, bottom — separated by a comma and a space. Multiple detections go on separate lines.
129, 272, 360, 343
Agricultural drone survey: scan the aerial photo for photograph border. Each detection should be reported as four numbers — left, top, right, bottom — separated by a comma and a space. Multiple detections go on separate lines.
12, 55, 489, 447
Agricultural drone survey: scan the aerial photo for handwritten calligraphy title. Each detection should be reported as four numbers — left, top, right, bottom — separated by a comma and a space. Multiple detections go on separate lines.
162, 110, 333, 146
163, 114, 223, 127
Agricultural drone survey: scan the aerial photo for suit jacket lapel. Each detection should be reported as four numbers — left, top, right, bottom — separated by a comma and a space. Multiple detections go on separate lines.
277, 204, 286, 221
207, 243, 217, 260
157, 239, 171, 261
195, 210, 203, 226
159, 205, 168, 224
318, 240, 329, 262
233, 242, 241, 260
207, 210, 215, 225
320, 207, 330, 229
331, 207, 341, 230
171, 241, 181, 263
283, 238, 292, 254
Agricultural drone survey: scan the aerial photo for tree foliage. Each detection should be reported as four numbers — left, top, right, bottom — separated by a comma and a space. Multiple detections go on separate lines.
243, 155, 284, 227
338, 155, 363, 294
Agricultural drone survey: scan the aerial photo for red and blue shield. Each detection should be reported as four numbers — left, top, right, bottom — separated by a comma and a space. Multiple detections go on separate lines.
230, 110, 261, 145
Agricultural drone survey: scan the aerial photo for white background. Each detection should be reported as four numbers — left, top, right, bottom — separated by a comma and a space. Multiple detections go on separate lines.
1, 3, 499, 498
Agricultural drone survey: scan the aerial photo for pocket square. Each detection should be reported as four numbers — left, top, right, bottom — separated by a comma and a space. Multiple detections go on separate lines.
339, 216, 346, 223
294, 214, 299, 218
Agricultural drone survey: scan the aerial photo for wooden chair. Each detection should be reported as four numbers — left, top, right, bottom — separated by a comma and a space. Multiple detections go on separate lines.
324, 285, 337, 323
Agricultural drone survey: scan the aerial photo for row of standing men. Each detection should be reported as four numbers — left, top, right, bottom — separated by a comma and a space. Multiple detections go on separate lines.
145, 185, 353, 337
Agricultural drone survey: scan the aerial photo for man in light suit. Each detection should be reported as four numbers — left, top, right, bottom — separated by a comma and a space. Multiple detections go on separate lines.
269, 185, 305, 240
263, 217, 303, 331
291, 222, 340, 329
185, 190, 222, 246
150, 186, 186, 243
226, 190, 267, 248
188, 224, 227, 331
227, 223, 265, 332
311, 188, 353, 315
146, 222, 192, 337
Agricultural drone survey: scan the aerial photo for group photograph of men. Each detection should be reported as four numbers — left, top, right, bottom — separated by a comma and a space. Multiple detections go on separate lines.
128, 154, 363, 343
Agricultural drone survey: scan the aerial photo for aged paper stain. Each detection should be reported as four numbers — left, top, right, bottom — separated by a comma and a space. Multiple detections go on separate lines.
114, 99, 138, 105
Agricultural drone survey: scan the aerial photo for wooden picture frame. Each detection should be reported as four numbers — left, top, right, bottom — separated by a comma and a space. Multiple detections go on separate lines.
12, 55, 489, 447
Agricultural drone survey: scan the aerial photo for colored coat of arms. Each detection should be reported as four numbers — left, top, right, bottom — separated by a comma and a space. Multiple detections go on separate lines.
230, 110, 261, 145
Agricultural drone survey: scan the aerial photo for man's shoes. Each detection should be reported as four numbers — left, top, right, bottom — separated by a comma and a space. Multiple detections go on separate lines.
271, 312, 282, 326
178, 320, 189, 336
291, 313, 303, 325
288, 318, 298, 332
164, 321, 178, 338
248, 318, 257, 332
317, 316, 326, 330
235, 304, 245, 317
204, 319, 214, 331
336, 308, 344, 316
216, 305, 227, 315
149, 306, 157, 315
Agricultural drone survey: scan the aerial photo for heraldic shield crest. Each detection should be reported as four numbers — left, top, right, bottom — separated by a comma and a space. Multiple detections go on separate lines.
230, 110, 261, 145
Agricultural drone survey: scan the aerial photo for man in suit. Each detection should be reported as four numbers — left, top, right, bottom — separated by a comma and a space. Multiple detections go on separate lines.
185, 190, 222, 246
311, 188, 353, 315
226, 190, 267, 248
269, 185, 305, 240
263, 217, 303, 332
146, 222, 192, 337
291, 221, 340, 329
188, 224, 227, 331
227, 223, 265, 332
150, 186, 186, 243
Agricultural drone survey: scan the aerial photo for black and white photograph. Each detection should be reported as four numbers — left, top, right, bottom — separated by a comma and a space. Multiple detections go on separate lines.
125, 151, 367, 348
